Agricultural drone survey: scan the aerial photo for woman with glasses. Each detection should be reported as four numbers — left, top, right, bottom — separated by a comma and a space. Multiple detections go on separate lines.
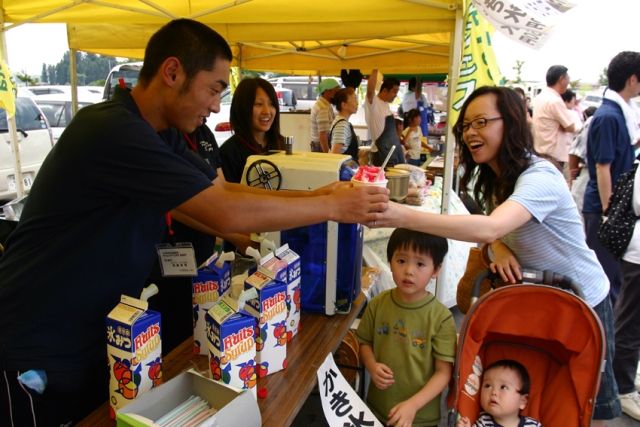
373, 86, 619, 424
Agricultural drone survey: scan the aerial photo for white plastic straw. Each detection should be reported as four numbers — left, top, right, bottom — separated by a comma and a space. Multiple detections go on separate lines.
375, 145, 396, 181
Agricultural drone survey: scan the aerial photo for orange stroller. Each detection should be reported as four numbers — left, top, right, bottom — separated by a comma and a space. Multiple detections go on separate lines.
447, 271, 605, 427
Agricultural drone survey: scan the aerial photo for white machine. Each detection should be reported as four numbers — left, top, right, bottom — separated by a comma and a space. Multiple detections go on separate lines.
241, 151, 363, 316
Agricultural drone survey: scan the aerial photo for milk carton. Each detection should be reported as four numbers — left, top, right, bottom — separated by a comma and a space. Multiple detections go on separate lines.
244, 267, 288, 377
275, 244, 302, 341
107, 295, 162, 418
205, 295, 257, 397
192, 252, 231, 354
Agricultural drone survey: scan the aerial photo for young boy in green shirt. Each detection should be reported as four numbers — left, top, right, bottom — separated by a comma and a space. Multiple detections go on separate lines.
356, 228, 457, 426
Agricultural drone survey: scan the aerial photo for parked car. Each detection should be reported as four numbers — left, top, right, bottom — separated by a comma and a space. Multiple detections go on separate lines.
25, 85, 101, 103
33, 94, 97, 142
581, 91, 603, 109
268, 76, 340, 110
0, 95, 55, 202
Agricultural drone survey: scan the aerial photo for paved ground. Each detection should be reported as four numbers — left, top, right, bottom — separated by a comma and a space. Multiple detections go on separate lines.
291, 305, 640, 427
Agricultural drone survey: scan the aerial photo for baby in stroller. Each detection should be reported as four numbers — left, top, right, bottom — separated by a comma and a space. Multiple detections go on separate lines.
456, 360, 542, 427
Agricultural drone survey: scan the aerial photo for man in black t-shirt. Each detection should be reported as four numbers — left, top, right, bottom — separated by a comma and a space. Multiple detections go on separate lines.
0, 19, 388, 426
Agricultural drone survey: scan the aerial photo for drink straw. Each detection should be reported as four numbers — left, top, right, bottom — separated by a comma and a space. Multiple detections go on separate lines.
375, 145, 395, 182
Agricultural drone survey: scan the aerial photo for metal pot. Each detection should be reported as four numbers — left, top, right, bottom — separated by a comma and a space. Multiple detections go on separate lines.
385, 168, 411, 202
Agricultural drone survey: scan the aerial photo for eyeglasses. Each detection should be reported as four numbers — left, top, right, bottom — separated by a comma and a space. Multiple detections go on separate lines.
455, 117, 503, 133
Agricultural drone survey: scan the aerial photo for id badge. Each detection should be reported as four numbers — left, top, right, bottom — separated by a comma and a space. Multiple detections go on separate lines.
156, 243, 198, 276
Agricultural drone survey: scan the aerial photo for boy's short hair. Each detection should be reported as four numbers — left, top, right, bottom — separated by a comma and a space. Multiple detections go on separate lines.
607, 51, 640, 92
386, 228, 448, 267
406, 108, 421, 121
485, 359, 531, 395
139, 19, 233, 92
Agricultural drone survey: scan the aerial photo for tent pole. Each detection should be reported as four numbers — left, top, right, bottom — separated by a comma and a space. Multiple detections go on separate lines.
435, 5, 464, 306
0, 9, 24, 198
69, 46, 78, 115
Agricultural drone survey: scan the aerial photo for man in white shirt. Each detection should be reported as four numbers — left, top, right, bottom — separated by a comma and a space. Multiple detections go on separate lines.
310, 78, 340, 152
364, 69, 405, 167
532, 65, 576, 165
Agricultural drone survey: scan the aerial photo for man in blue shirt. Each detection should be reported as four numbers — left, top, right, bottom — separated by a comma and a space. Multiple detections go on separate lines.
584, 52, 640, 305
0, 19, 389, 426
583, 51, 640, 422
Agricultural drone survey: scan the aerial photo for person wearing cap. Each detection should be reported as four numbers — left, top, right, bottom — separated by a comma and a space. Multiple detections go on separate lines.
310, 78, 340, 152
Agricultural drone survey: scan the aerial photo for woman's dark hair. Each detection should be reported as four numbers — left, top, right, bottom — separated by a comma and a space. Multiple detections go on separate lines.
484, 360, 531, 395
139, 19, 232, 92
406, 108, 421, 122
561, 89, 575, 103
455, 86, 558, 213
331, 87, 355, 112
230, 78, 284, 151
386, 228, 448, 267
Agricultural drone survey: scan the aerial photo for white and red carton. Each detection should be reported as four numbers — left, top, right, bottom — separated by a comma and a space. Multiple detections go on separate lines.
205, 295, 258, 398
244, 266, 288, 377
192, 252, 231, 354
275, 244, 302, 341
106, 295, 162, 418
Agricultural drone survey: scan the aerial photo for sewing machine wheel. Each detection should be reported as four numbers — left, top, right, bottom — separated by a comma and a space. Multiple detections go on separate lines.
245, 159, 282, 190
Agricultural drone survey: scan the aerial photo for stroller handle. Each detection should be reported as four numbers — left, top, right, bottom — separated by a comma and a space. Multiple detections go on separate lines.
469, 268, 585, 306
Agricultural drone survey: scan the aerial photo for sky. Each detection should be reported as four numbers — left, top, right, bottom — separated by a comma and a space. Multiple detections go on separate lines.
3, 0, 639, 85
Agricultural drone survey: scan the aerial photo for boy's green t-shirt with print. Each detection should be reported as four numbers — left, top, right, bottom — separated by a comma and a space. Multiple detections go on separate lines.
355, 289, 457, 426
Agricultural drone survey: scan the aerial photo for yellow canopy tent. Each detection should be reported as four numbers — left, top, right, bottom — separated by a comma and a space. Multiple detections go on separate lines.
3, 0, 460, 77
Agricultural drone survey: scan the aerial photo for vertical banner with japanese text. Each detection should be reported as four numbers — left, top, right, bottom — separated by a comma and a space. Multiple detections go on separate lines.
0, 58, 17, 118
449, 2, 504, 126
317, 352, 383, 427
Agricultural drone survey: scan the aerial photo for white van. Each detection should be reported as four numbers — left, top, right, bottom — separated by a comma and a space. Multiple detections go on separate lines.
267, 76, 341, 110
102, 62, 143, 101
0, 96, 55, 201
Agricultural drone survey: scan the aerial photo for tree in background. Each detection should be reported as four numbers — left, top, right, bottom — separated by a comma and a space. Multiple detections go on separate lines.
41, 64, 48, 84
15, 70, 39, 86
35, 51, 119, 86
599, 67, 608, 87
570, 78, 582, 90
510, 60, 525, 85
47, 64, 56, 85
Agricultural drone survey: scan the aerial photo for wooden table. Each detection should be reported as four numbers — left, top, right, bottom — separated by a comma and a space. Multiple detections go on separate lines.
79, 293, 365, 427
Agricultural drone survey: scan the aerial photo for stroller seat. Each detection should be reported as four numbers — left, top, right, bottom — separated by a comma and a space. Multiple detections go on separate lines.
448, 284, 605, 427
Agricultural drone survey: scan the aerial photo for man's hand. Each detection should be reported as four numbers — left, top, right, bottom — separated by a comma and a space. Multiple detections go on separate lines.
329, 184, 389, 225
387, 399, 419, 427
369, 362, 394, 390
311, 181, 351, 196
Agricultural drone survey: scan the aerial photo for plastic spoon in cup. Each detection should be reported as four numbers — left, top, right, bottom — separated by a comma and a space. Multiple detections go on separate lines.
375, 145, 396, 182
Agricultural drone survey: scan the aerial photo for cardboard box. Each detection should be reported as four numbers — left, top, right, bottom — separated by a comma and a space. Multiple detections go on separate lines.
192, 252, 231, 354
116, 369, 261, 427
244, 267, 288, 377
205, 296, 257, 397
274, 244, 302, 341
107, 295, 162, 418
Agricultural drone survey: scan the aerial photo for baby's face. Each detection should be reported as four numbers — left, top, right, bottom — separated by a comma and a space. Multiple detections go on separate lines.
480, 367, 528, 422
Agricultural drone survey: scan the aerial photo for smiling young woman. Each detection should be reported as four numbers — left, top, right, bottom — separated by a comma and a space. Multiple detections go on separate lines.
220, 78, 285, 184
